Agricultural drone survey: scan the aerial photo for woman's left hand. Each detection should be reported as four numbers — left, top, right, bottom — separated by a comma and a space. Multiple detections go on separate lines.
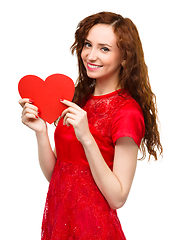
61, 100, 92, 144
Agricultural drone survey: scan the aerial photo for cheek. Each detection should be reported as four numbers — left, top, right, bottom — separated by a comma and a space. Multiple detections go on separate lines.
81, 49, 87, 62
103, 55, 118, 68
109, 54, 122, 68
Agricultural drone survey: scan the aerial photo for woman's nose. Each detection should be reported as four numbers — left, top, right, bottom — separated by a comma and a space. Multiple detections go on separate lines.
87, 48, 98, 61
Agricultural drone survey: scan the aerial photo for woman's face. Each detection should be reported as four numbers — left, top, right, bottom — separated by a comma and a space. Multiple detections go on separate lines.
81, 24, 123, 83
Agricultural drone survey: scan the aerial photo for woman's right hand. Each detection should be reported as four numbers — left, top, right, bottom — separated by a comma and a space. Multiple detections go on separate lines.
19, 98, 47, 134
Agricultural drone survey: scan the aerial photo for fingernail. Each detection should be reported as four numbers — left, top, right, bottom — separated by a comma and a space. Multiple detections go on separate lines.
60, 98, 64, 102
29, 99, 34, 104
35, 115, 38, 119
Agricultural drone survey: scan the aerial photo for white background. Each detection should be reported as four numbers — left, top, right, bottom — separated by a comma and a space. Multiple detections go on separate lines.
0, 0, 177, 239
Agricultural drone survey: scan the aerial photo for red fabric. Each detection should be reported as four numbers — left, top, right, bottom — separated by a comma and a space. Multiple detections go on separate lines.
41, 89, 145, 239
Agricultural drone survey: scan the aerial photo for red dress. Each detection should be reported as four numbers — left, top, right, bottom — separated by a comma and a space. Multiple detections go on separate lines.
41, 89, 145, 240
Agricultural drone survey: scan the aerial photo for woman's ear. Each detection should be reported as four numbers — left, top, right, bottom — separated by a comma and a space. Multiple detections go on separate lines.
121, 59, 126, 68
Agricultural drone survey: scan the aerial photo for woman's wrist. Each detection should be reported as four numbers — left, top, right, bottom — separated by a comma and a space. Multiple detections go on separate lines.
35, 122, 48, 137
81, 132, 95, 148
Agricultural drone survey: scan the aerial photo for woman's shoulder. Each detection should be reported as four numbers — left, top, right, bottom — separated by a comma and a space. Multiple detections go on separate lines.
120, 96, 143, 113
113, 93, 144, 126
112, 93, 145, 147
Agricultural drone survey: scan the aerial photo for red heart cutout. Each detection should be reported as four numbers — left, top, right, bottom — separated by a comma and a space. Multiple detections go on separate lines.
18, 74, 75, 124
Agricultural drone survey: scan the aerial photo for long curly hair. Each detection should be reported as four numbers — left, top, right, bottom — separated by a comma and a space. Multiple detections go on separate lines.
70, 11, 163, 161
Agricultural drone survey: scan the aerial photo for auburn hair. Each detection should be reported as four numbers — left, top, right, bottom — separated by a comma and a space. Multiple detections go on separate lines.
70, 11, 163, 161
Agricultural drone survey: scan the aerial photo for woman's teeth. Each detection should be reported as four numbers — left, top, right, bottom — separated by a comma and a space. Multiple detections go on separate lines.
88, 63, 102, 69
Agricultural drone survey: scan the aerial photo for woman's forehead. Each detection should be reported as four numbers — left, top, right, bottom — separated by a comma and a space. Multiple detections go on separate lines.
86, 24, 117, 46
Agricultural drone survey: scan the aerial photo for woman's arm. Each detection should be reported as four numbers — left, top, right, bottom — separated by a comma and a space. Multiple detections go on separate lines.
35, 131, 57, 182
61, 100, 138, 209
83, 136, 138, 209
19, 99, 56, 182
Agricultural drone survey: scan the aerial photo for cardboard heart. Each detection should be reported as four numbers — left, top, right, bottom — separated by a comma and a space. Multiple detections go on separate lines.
18, 74, 75, 124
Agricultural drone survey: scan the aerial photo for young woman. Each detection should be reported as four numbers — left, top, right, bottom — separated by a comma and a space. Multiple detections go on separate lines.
19, 12, 163, 240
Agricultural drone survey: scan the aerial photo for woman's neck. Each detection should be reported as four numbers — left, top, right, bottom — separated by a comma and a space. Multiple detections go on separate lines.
93, 79, 120, 96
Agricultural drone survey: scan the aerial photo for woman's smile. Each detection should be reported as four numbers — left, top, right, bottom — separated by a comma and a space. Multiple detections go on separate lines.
87, 62, 103, 70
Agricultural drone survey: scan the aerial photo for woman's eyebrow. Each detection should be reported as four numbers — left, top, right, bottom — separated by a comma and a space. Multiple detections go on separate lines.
99, 43, 112, 48
85, 38, 112, 48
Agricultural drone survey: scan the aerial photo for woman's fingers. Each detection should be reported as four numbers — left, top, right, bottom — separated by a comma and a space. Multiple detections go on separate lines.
61, 99, 81, 110
22, 113, 38, 122
61, 106, 80, 118
23, 102, 38, 112
19, 99, 39, 122
62, 105, 84, 126
19, 98, 47, 133
22, 104, 38, 118
60, 100, 90, 143
63, 112, 77, 126
19, 98, 34, 107
61, 100, 84, 118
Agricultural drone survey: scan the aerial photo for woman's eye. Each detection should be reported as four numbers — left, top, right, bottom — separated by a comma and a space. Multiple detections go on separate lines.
84, 42, 91, 48
101, 47, 110, 52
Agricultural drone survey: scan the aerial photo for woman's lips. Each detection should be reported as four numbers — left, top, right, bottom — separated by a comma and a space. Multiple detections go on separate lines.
87, 63, 103, 70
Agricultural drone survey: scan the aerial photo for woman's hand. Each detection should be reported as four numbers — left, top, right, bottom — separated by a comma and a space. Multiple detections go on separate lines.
19, 98, 47, 134
61, 100, 92, 144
